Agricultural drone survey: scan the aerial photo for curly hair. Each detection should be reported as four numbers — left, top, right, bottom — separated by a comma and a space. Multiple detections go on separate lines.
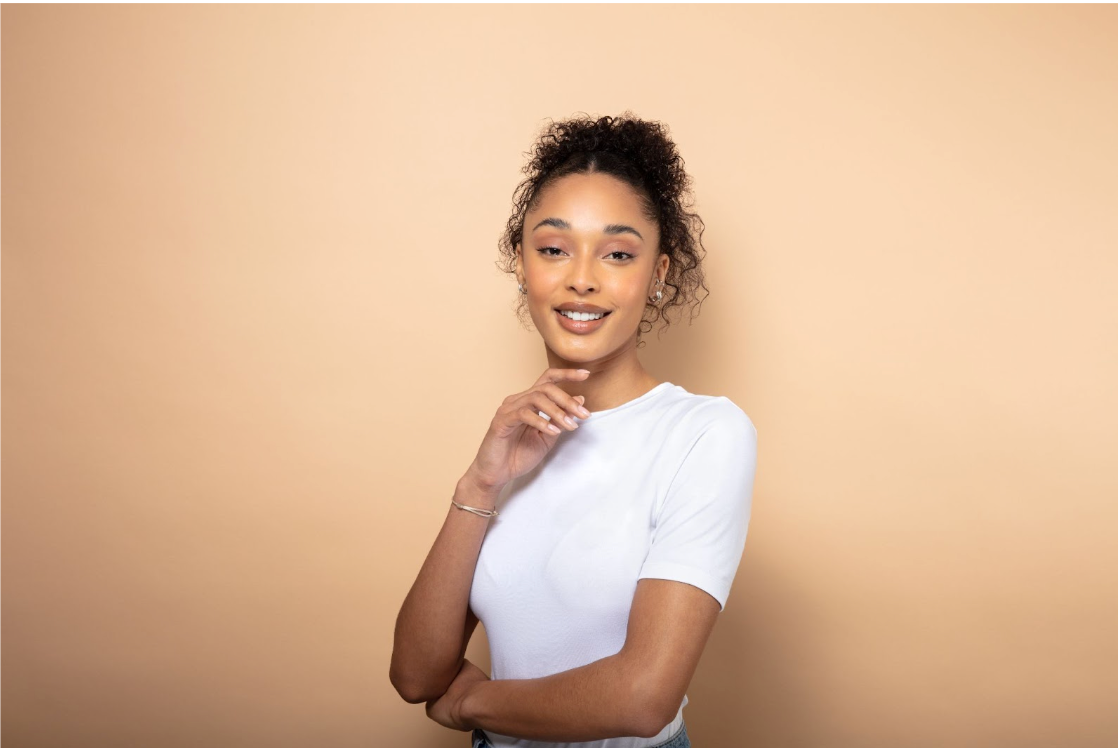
496, 111, 710, 348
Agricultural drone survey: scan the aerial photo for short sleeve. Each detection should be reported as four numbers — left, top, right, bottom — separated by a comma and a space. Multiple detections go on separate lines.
637, 400, 758, 612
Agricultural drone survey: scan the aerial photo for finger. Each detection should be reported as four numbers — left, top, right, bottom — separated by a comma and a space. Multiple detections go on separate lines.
532, 367, 591, 388
518, 404, 563, 435
524, 389, 583, 431
537, 381, 591, 421
500, 388, 577, 432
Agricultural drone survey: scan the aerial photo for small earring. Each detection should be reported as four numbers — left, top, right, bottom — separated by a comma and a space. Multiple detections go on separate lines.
518, 282, 527, 294
650, 278, 663, 303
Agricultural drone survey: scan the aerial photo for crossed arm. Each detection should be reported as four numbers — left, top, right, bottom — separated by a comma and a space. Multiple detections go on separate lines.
432, 577, 722, 742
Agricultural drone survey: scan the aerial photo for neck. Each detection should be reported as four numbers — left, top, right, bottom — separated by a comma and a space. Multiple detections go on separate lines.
543, 344, 661, 413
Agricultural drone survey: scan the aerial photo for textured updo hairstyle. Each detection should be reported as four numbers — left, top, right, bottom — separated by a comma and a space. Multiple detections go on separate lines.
497, 112, 710, 348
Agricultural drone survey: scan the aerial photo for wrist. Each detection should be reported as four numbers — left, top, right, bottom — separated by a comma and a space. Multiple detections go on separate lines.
456, 679, 487, 729
458, 471, 503, 507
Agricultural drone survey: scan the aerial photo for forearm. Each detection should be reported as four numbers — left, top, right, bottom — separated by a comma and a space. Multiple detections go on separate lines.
459, 651, 658, 741
390, 472, 501, 703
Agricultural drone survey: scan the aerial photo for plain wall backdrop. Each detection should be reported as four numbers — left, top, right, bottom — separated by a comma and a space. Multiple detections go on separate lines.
2, 4, 1116, 747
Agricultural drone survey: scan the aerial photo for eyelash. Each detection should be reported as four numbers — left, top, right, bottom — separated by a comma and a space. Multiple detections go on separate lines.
537, 247, 635, 261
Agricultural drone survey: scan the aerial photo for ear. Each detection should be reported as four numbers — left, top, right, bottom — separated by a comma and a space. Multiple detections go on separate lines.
515, 241, 524, 284
656, 252, 670, 284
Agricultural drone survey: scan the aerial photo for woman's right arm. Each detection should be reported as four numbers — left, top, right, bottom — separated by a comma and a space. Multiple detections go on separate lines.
389, 368, 592, 704
389, 468, 503, 704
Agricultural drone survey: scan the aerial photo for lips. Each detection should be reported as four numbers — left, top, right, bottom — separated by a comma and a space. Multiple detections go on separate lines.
555, 308, 610, 334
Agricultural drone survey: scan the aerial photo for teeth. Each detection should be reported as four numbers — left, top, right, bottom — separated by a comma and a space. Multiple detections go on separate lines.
560, 310, 605, 321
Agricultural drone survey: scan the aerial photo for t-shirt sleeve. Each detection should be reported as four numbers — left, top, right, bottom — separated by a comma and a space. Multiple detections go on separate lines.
636, 399, 758, 612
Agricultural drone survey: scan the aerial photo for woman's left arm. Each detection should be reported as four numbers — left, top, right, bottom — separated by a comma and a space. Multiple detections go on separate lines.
430, 577, 720, 741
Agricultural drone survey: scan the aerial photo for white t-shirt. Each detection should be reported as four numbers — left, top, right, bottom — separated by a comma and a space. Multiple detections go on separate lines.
469, 381, 758, 748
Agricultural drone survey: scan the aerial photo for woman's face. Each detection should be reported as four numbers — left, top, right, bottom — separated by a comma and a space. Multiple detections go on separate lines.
516, 172, 668, 365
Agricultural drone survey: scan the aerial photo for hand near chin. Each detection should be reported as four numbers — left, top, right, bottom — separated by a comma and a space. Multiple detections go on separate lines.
467, 367, 592, 491
425, 658, 491, 731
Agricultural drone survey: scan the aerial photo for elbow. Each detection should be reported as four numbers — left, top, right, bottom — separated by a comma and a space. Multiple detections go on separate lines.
389, 659, 453, 705
626, 679, 678, 739
391, 675, 440, 705
389, 660, 433, 705
391, 679, 429, 705
389, 664, 422, 704
630, 709, 675, 740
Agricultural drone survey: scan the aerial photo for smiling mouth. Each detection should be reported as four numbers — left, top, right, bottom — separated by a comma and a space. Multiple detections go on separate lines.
555, 309, 612, 320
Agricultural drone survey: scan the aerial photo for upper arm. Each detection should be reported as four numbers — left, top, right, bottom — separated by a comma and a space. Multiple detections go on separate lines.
619, 401, 757, 734
460, 605, 481, 662
619, 578, 721, 736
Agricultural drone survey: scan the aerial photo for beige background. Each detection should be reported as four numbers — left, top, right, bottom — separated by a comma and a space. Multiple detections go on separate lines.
3, 4, 1116, 747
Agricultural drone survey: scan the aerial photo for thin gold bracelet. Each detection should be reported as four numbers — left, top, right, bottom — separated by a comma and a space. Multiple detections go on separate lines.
451, 499, 498, 519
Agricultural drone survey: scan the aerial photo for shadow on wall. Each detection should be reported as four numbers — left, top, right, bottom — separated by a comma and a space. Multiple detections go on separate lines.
689, 557, 822, 747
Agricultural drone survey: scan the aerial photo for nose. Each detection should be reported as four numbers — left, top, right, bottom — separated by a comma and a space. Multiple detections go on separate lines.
566, 248, 599, 294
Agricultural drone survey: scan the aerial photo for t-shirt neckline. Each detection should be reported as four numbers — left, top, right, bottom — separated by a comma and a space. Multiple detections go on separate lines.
582, 381, 675, 422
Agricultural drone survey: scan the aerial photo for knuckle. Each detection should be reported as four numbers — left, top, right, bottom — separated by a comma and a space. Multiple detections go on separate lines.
543, 383, 569, 404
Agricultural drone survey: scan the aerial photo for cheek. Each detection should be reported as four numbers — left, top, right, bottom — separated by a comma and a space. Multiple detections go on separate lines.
616, 286, 649, 310
525, 264, 561, 287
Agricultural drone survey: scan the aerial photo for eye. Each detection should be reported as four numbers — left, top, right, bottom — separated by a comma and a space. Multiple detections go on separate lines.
537, 246, 564, 256
607, 251, 635, 261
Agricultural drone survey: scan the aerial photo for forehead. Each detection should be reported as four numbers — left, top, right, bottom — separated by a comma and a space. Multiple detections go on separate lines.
528, 172, 650, 224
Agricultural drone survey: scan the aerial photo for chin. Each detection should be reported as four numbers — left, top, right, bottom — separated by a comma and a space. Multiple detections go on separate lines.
549, 337, 620, 362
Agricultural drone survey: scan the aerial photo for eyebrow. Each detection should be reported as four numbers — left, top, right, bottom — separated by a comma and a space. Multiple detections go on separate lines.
530, 217, 644, 241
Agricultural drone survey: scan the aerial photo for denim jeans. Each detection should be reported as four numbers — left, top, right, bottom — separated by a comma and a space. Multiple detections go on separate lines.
471, 720, 690, 748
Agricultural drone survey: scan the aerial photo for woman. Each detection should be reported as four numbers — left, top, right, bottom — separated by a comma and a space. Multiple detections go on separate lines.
390, 113, 758, 748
